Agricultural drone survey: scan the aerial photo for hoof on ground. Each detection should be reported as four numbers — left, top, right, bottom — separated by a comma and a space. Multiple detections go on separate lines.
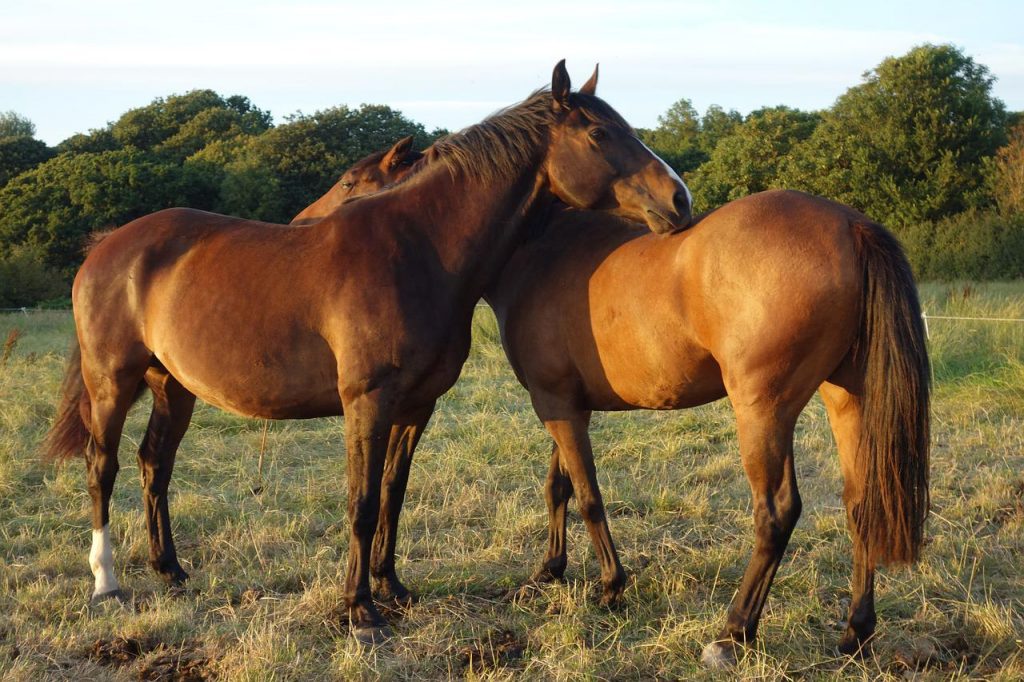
701, 640, 738, 668
162, 568, 190, 587
598, 588, 624, 609
838, 635, 872, 659
529, 566, 565, 584
352, 625, 394, 647
89, 588, 129, 608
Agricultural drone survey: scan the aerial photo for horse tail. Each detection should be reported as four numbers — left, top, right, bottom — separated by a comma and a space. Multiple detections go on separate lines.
43, 338, 92, 462
851, 220, 930, 566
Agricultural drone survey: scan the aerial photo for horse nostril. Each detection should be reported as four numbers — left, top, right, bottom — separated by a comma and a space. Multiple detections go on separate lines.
673, 189, 690, 217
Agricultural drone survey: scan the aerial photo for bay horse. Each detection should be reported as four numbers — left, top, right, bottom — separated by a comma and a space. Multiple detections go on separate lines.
43, 61, 692, 645
489, 198, 929, 666
293, 145, 929, 665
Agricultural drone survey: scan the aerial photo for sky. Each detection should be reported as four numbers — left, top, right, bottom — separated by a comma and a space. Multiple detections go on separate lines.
3, 0, 1022, 146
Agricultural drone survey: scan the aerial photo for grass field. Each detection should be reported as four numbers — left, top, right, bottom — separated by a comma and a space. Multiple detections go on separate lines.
1, 282, 1023, 680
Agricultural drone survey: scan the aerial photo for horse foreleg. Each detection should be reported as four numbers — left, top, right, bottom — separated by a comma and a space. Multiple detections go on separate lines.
702, 407, 801, 668
541, 410, 625, 606
370, 403, 434, 606
137, 367, 195, 587
341, 389, 395, 645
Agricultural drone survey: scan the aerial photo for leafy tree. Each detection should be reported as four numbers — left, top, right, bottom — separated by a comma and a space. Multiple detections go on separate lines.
110, 90, 272, 154
0, 111, 36, 138
0, 135, 54, 188
782, 44, 1007, 228
641, 98, 707, 173
697, 105, 743, 155
986, 121, 1024, 216
217, 104, 435, 221
0, 246, 66, 307
0, 150, 204, 274
687, 106, 819, 212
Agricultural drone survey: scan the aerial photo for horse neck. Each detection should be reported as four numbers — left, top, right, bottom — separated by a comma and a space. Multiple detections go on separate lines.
389, 157, 551, 302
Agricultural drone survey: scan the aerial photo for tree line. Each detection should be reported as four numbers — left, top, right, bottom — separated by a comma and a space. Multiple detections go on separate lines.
1, 43, 1022, 307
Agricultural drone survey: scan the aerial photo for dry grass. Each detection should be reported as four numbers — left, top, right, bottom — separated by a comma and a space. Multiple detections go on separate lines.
1, 282, 1022, 680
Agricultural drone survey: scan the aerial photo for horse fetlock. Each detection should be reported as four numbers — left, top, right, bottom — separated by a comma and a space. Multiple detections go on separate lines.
532, 556, 567, 583
373, 572, 415, 606
89, 525, 120, 596
701, 640, 740, 668
151, 558, 189, 585
599, 570, 627, 607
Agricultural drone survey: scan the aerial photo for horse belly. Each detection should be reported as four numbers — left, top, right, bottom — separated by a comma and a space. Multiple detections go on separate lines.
150, 320, 341, 420
585, 337, 725, 410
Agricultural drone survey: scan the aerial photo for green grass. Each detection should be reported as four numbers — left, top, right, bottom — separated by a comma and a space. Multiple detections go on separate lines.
1, 282, 1023, 680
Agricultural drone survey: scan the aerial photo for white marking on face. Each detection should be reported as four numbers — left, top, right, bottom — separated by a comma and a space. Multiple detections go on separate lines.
637, 137, 693, 208
90, 524, 120, 596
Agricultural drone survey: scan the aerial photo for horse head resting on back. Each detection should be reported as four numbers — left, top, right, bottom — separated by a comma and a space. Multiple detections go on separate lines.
44, 60, 691, 647
290, 135, 424, 227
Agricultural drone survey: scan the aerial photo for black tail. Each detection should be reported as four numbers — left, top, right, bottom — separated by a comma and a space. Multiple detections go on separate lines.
43, 340, 92, 462
852, 221, 931, 565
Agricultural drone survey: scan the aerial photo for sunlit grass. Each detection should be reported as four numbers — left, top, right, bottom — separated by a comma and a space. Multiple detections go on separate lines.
1, 282, 1022, 679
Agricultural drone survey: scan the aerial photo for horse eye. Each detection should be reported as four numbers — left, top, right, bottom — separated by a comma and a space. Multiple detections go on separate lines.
341, 181, 355, 189
588, 127, 606, 142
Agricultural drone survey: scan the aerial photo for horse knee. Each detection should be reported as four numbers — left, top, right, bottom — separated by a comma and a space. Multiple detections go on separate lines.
349, 494, 382, 536
578, 496, 605, 525
753, 489, 801, 547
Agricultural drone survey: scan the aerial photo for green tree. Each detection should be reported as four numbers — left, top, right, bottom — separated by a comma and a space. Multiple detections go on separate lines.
641, 99, 706, 173
986, 121, 1024, 216
782, 44, 1007, 227
217, 104, 435, 221
0, 246, 66, 307
0, 149, 204, 274
688, 106, 819, 212
698, 105, 743, 155
0, 135, 54, 188
0, 111, 36, 138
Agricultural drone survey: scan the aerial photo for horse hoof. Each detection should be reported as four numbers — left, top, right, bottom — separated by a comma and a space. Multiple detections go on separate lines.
598, 589, 623, 608
701, 641, 737, 668
163, 568, 190, 587
90, 588, 129, 608
352, 625, 394, 647
838, 635, 872, 658
530, 565, 566, 584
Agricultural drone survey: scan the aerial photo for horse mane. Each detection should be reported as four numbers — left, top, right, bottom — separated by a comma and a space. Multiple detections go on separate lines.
84, 228, 117, 254
340, 88, 633, 207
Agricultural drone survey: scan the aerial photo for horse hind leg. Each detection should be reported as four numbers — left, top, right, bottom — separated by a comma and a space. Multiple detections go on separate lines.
702, 403, 802, 668
532, 439, 576, 584
138, 365, 196, 587
820, 379, 876, 656
81, 353, 150, 604
541, 409, 625, 606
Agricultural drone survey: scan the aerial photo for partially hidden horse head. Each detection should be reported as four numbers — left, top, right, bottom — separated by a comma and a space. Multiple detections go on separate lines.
290, 135, 424, 226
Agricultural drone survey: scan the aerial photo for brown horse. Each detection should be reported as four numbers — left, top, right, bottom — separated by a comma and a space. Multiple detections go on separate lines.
488, 196, 929, 665
43, 61, 692, 645
294, 146, 929, 665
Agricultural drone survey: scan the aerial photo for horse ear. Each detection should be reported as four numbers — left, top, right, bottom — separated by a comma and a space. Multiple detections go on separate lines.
579, 64, 598, 96
382, 135, 415, 169
551, 59, 572, 113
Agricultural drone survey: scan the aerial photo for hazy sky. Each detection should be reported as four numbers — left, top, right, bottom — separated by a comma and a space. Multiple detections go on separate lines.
3, 0, 1022, 145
